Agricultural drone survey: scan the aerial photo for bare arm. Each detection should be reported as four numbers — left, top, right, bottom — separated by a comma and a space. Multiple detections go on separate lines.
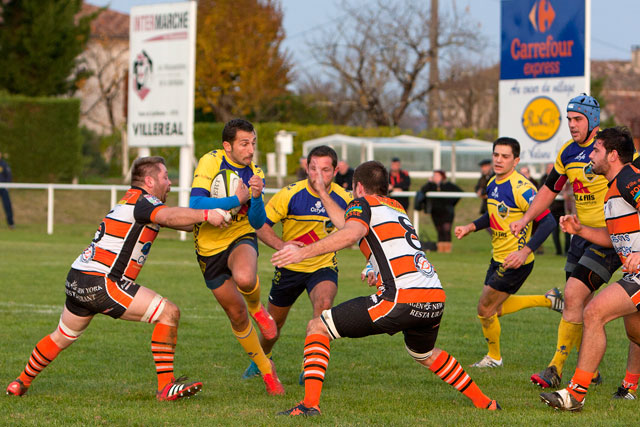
256, 224, 286, 250
154, 207, 227, 231
272, 220, 367, 267
559, 214, 612, 248
312, 175, 347, 229
510, 185, 557, 236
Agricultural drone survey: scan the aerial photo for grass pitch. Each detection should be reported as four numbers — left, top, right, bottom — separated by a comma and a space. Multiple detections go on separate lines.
0, 222, 635, 426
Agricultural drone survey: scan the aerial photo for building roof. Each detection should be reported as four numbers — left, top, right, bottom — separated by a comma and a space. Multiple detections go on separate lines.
79, 3, 129, 40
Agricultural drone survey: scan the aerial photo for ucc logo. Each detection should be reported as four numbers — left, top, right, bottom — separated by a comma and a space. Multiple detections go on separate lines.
529, 0, 555, 33
521, 96, 561, 142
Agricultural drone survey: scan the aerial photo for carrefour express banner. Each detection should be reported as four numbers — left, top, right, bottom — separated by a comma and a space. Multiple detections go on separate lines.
499, 0, 589, 164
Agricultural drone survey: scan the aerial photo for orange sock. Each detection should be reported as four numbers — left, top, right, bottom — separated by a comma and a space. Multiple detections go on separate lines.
151, 323, 177, 391
622, 370, 640, 390
302, 334, 330, 408
18, 335, 62, 386
429, 351, 491, 409
567, 368, 593, 402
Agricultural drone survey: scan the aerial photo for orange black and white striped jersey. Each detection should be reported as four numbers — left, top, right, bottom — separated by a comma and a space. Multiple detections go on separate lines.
71, 187, 167, 282
344, 195, 444, 304
604, 164, 640, 269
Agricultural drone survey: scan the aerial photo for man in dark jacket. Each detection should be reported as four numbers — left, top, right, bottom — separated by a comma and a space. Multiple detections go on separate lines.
389, 157, 411, 211
0, 152, 14, 229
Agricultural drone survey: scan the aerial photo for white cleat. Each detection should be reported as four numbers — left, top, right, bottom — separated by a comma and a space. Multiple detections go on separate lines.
470, 355, 503, 368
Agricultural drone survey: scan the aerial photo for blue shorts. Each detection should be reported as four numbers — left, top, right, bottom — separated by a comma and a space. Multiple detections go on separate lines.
268, 266, 338, 307
484, 258, 534, 294
566, 234, 621, 291
197, 233, 258, 290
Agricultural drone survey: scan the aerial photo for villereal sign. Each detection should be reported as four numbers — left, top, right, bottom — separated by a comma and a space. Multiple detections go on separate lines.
128, 1, 196, 147
499, 0, 590, 163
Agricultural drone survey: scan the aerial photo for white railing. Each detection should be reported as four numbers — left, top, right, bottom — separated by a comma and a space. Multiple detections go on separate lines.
0, 182, 478, 236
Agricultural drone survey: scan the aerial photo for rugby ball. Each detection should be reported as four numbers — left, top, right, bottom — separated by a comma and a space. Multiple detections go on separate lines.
210, 169, 242, 214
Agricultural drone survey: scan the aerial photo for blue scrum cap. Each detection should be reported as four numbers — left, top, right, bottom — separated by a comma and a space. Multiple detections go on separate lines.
567, 93, 600, 134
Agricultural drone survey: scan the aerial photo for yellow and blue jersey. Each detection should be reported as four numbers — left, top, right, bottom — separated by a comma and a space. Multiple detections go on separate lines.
191, 149, 265, 256
266, 180, 352, 272
552, 137, 608, 228
486, 171, 537, 264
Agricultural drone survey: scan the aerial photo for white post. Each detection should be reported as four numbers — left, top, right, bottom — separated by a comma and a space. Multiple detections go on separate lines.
413, 209, 420, 237
110, 186, 117, 208
47, 185, 54, 235
178, 145, 194, 241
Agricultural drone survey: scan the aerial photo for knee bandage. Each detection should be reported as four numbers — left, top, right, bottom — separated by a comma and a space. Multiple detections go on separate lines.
141, 295, 166, 323
320, 309, 340, 340
58, 317, 87, 341
406, 346, 433, 362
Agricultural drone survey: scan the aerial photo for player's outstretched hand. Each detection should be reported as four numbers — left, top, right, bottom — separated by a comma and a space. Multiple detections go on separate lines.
272, 245, 304, 267
502, 248, 528, 270
623, 252, 640, 274
509, 218, 526, 237
455, 224, 473, 239
208, 209, 231, 228
360, 263, 377, 286
235, 182, 250, 205
559, 214, 581, 235
248, 174, 264, 199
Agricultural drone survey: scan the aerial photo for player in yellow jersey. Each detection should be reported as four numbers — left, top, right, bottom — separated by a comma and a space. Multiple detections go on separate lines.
189, 119, 283, 395
241, 146, 352, 380
456, 137, 561, 368
510, 94, 622, 388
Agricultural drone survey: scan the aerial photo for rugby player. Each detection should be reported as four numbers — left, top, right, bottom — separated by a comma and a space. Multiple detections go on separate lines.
6, 156, 229, 400
455, 137, 562, 368
273, 160, 500, 416
242, 145, 352, 380
510, 94, 621, 388
189, 119, 283, 395
540, 127, 640, 410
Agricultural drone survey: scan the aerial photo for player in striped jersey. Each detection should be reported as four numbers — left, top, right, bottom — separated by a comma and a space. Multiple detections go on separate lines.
511, 94, 621, 388
455, 137, 560, 369
242, 146, 352, 380
540, 127, 640, 410
6, 157, 230, 400
273, 161, 500, 416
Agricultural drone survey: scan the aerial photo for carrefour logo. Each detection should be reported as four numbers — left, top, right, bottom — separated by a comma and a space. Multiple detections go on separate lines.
521, 96, 561, 142
529, 0, 555, 33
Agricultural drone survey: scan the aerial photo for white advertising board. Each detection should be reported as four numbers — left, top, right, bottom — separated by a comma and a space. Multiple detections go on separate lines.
128, 1, 196, 147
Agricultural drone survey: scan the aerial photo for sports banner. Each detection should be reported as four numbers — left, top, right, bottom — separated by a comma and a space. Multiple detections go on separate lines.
499, 0, 590, 163
128, 1, 197, 147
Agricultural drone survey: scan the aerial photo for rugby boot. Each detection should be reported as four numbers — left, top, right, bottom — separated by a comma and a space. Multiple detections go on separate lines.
470, 355, 503, 368
262, 360, 285, 395
242, 360, 261, 379
6, 379, 28, 396
591, 371, 603, 386
540, 388, 584, 411
156, 376, 202, 401
486, 400, 502, 410
277, 402, 321, 416
612, 386, 637, 400
531, 365, 561, 388
545, 288, 564, 313
251, 304, 277, 340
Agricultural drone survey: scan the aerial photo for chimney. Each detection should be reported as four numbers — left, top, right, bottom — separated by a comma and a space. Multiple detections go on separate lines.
633, 45, 640, 72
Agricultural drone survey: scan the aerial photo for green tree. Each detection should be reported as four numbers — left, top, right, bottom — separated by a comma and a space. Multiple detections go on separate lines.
195, 0, 292, 123
0, 0, 98, 96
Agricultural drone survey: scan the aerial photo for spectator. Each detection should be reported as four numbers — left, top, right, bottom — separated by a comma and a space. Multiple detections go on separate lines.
475, 159, 493, 215
415, 170, 462, 253
296, 157, 308, 180
0, 152, 14, 229
519, 166, 539, 188
334, 160, 354, 191
540, 163, 570, 255
388, 157, 411, 211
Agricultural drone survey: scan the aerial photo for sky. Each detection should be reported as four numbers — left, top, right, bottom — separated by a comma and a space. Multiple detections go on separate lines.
87, 0, 638, 77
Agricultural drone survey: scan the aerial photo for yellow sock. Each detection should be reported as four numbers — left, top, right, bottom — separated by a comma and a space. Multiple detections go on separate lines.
478, 314, 501, 360
549, 318, 583, 376
232, 322, 272, 374
500, 295, 549, 316
238, 276, 261, 316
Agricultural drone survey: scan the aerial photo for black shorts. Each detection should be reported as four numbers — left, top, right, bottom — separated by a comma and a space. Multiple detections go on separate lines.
197, 233, 258, 290
269, 266, 338, 307
484, 259, 534, 294
618, 274, 640, 311
64, 269, 140, 318
566, 234, 621, 291
321, 295, 443, 355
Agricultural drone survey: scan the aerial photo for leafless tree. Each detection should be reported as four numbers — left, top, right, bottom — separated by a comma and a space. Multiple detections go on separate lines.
307, 0, 484, 127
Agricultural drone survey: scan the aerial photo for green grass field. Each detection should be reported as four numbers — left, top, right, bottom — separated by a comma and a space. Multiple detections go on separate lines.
0, 221, 635, 426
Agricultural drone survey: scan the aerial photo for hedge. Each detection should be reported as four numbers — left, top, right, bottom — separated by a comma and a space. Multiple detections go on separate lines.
0, 94, 81, 182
